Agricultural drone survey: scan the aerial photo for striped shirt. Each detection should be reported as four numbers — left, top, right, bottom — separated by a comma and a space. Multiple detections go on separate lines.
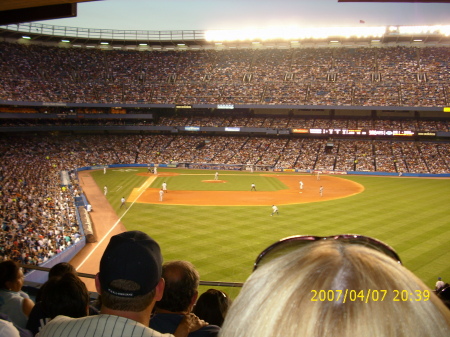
37, 314, 174, 337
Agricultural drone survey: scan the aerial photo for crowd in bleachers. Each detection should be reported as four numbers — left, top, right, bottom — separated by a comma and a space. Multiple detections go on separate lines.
0, 42, 449, 106
0, 146, 82, 267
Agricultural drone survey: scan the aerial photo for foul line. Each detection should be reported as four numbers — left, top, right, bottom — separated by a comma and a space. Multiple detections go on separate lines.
75, 176, 156, 271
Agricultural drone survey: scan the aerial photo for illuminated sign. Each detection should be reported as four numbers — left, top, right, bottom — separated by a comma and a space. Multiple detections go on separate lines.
417, 132, 436, 136
176, 105, 192, 109
369, 130, 387, 136
292, 128, 309, 134
393, 130, 414, 136
217, 104, 235, 109
306, 129, 415, 136
225, 127, 240, 132
343, 129, 365, 135
184, 126, 200, 131
310, 128, 365, 135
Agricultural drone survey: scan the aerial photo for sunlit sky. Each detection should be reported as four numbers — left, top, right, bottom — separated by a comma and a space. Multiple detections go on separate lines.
37, 0, 450, 31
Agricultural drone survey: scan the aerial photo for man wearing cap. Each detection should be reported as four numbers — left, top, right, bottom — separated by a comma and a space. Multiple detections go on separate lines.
150, 260, 220, 337
38, 231, 206, 337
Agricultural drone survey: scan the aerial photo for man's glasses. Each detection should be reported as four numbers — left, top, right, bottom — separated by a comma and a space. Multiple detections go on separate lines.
253, 234, 401, 271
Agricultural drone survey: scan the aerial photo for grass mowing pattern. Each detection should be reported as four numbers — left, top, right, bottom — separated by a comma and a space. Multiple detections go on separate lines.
91, 168, 450, 297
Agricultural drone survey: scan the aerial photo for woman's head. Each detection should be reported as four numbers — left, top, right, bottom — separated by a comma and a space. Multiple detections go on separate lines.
42, 272, 90, 318
193, 289, 231, 326
0, 260, 24, 292
220, 239, 450, 337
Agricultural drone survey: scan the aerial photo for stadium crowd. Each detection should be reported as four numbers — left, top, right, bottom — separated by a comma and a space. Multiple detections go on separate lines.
0, 42, 449, 106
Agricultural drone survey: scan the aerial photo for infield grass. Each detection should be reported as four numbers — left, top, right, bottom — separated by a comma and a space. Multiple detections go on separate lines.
91, 168, 450, 297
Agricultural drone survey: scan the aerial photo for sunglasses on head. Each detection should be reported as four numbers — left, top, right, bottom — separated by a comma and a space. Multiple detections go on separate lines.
253, 234, 401, 271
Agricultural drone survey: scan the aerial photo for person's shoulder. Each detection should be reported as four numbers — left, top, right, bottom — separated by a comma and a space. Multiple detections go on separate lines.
37, 315, 79, 336
40, 315, 174, 337
0, 319, 21, 337
150, 313, 181, 332
189, 324, 221, 337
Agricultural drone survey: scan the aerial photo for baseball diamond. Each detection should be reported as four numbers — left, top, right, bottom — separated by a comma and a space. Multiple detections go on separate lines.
71, 168, 449, 296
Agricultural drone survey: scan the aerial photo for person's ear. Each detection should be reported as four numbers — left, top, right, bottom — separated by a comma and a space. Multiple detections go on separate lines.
190, 290, 198, 310
94, 273, 102, 295
155, 278, 165, 301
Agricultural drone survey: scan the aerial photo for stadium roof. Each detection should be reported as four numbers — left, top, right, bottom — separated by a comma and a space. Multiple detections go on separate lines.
0, 0, 95, 25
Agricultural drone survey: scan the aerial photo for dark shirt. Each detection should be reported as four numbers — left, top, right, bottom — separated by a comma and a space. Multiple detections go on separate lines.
27, 301, 99, 336
26, 301, 49, 336
150, 313, 220, 337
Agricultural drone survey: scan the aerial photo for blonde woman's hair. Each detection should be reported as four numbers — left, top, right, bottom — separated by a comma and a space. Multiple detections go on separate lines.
220, 240, 450, 337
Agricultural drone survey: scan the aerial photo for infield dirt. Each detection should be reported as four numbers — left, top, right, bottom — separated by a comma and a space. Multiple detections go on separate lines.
132, 172, 363, 205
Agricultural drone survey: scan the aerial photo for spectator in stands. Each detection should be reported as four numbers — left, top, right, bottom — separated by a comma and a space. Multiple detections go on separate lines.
0, 316, 21, 337
0, 260, 35, 329
27, 262, 93, 335
193, 289, 231, 327
34, 262, 76, 303
151, 260, 220, 337
38, 231, 206, 337
0, 313, 33, 337
220, 235, 450, 337
27, 272, 90, 336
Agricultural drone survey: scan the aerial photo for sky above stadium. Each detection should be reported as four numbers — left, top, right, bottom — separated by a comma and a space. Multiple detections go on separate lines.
38, 0, 450, 31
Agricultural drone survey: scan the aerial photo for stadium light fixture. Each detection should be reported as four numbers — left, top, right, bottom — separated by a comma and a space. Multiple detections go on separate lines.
205, 26, 386, 42
100, 42, 109, 45
22, 36, 31, 39
61, 39, 70, 43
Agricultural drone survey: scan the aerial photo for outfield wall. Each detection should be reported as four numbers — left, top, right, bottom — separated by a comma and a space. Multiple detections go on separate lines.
77, 164, 450, 178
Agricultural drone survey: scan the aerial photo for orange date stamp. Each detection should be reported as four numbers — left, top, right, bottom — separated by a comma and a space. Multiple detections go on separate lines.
310, 289, 430, 303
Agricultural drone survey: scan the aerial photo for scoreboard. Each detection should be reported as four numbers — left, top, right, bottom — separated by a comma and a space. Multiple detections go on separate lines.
292, 128, 418, 137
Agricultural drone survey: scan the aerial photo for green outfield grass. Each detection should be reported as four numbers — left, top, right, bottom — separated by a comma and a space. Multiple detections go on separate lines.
91, 168, 450, 298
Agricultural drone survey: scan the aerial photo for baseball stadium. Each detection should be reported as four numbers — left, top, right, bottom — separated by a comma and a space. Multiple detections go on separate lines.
0, 1, 450, 335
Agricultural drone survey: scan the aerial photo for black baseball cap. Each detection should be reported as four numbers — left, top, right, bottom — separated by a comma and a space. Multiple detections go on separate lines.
99, 231, 163, 297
